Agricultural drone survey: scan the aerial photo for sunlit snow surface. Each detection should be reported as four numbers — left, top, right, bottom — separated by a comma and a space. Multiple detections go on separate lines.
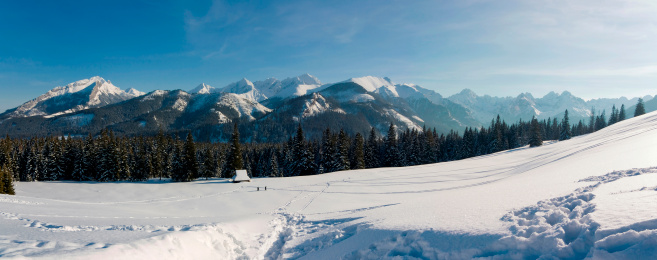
3, 112, 657, 259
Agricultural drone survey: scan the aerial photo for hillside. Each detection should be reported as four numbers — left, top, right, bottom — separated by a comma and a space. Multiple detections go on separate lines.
2, 111, 657, 258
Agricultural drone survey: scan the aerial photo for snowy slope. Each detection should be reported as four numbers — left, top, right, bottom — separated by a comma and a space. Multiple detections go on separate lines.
3, 111, 657, 258
0, 76, 143, 119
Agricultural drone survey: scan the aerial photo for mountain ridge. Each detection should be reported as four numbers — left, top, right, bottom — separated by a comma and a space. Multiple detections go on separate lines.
0, 74, 652, 141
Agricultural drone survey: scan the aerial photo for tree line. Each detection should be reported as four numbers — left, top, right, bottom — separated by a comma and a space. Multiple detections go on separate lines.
0, 101, 644, 195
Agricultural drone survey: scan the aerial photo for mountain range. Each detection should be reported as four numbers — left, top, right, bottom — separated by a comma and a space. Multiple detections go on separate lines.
0, 74, 652, 142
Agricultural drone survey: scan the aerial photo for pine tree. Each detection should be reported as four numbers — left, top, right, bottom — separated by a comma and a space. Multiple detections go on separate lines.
608, 105, 618, 125
320, 128, 336, 173
619, 104, 626, 121
529, 117, 543, 147
364, 127, 379, 168
1, 166, 15, 195
291, 124, 316, 176
96, 130, 118, 182
588, 108, 596, 133
201, 148, 216, 180
153, 130, 165, 180
335, 129, 350, 171
384, 123, 400, 167
634, 98, 646, 117
226, 123, 243, 177
83, 134, 97, 181
352, 132, 365, 169
269, 151, 280, 177
115, 139, 132, 181
182, 132, 199, 181
0, 166, 4, 194
560, 109, 572, 141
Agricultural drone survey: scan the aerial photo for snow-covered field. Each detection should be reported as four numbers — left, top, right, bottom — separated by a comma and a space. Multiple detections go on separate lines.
3, 112, 657, 259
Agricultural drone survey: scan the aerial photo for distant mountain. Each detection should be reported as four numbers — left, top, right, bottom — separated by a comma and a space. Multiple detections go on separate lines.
188, 73, 324, 102
0, 89, 270, 139
448, 89, 648, 124
0, 76, 143, 120
0, 74, 649, 141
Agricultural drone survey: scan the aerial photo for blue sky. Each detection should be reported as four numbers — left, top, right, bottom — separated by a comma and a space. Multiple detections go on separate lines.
1, 0, 656, 112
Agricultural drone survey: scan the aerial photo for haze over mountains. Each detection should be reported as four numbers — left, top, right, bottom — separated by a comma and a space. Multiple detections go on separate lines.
0, 74, 652, 141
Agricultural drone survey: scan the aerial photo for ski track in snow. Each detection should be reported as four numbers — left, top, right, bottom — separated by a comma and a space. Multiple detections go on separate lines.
3, 168, 657, 259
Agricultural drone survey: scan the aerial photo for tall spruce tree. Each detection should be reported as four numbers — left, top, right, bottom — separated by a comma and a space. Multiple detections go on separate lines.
292, 125, 316, 176
352, 132, 365, 169
269, 151, 280, 177
529, 117, 543, 147
319, 128, 334, 172
181, 132, 199, 181
560, 109, 572, 141
1, 166, 15, 195
0, 166, 4, 194
201, 148, 216, 180
634, 98, 646, 117
364, 127, 379, 168
384, 123, 400, 167
608, 105, 618, 125
226, 123, 244, 177
335, 129, 351, 171
619, 104, 626, 121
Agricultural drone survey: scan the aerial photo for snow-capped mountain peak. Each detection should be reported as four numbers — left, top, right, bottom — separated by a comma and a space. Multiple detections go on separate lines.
220, 78, 267, 102
126, 88, 146, 97
0, 76, 141, 119
190, 83, 215, 94
296, 73, 322, 85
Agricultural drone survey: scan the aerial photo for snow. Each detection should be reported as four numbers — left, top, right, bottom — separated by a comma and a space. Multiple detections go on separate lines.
171, 98, 188, 112
384, 108, 422, 131
218, 94, 272, 121
214, 111, 230, 124
141, 90, 168, 101
3, 111, 657, 259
